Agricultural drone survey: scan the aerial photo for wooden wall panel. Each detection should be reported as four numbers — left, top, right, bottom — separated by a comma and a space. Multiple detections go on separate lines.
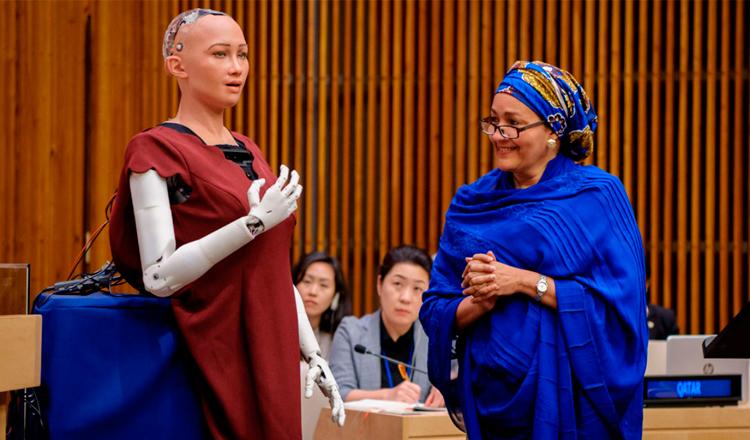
734, 0, 746, 318
718, 0, 730, 329
649, 0, 662, 306
0, 1, 88, 298
663, 0, 676, 311
0, 2, 18, 263
1, 0, 749, 335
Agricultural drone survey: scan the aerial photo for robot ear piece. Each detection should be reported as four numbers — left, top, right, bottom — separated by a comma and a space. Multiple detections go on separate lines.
330, 292, 340, 312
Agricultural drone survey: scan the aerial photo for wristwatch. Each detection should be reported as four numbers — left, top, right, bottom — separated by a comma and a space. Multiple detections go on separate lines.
535, 275, 548, 302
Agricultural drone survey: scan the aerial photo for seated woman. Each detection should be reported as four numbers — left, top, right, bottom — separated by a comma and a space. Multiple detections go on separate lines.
293, 252, 352, 359
330, 245, 444, 407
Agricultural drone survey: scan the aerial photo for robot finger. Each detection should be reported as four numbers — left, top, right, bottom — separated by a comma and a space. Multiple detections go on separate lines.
275, 165, 289, 188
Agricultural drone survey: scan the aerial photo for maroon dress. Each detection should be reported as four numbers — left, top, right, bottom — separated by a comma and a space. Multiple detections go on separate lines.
109, 125, 301, 439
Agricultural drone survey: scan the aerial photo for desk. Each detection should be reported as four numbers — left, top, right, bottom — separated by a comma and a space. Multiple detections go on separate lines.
0, 315, 42, 440
316, 406, 750, 439
314, 408, 464, 440
643, 406, 750, 439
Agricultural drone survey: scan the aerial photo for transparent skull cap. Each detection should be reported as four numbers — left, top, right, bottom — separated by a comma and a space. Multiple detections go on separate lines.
162, 8, 226, 59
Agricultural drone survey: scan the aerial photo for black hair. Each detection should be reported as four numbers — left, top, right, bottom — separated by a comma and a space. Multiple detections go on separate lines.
292, 252, 351, 334
378, 244, 432, 280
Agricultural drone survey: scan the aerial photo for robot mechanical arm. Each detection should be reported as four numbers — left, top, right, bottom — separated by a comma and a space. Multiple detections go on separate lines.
130, 165, 301, 296
295, 286, 346, 426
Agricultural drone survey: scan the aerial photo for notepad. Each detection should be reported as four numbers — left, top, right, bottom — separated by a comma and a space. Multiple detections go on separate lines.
343, 399, 414, 413
413, 403, 447, 412
343, 399, 448, 415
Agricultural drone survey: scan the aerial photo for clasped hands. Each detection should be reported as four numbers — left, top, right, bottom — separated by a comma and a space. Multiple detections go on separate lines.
461, 251, 523, 307
305, 353, 346, 427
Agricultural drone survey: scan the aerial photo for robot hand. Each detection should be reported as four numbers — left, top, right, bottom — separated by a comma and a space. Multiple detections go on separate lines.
247, 165, 302, 233
305, 353, 346, 427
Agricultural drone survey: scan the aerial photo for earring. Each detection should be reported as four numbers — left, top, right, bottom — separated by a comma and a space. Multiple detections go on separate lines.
546, 139, 557, 148
175, 42, 184, 52
330, 292, 340, 311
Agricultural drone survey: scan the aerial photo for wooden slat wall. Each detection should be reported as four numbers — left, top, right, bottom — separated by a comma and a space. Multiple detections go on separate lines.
1, 0, 748, 334
0, 0, 88, 301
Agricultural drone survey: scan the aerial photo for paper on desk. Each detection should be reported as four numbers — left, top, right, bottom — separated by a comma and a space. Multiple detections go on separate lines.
413, 403, 447, 412
343, 399, 415, 414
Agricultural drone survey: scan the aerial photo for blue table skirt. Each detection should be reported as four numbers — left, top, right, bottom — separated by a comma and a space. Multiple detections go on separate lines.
33, 292, 206, 440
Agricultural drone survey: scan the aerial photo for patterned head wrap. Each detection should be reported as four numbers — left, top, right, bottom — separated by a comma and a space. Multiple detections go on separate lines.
162, 8, 227, 59
495, 61, 597, 161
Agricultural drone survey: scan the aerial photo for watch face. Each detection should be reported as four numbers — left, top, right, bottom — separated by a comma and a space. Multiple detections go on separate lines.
537, 279, 548, 293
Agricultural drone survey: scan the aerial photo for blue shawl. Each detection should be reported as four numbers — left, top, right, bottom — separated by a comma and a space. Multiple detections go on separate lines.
420, 155, 647, 439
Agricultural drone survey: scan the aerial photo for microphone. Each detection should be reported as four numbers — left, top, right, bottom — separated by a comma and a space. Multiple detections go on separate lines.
354, 344, 427, 375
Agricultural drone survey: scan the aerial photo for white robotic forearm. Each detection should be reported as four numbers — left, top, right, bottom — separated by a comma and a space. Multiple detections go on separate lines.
295, 286, 323, 362
131, 171, 256, 297
143, 217, 255, 296
130, 166, 301, 298
295, 286, 346, 426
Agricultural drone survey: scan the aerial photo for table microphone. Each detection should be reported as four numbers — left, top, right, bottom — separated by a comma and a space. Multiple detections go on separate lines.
354, 344, 428, 375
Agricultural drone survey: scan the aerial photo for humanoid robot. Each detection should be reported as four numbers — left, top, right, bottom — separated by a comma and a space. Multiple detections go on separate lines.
110, 8, 345, 438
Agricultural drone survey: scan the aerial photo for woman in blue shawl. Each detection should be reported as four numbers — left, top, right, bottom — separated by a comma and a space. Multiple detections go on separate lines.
420, 61, 647, 439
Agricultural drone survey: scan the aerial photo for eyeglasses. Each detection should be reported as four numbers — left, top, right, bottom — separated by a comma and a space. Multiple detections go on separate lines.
480, 118, 547, 139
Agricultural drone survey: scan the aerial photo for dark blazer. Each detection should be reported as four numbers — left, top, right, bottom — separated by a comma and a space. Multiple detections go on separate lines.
648, 303, 679, 340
